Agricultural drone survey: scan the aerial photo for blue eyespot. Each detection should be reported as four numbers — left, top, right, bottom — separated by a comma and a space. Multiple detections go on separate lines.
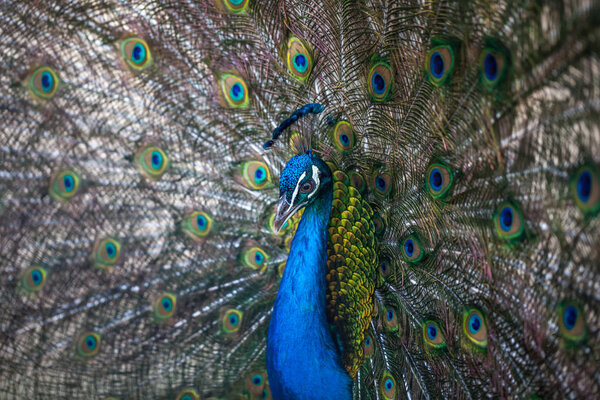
365, 337, 371, 346
230, 82, 244, 102
86, 336, 97, 350
162, 298, 172, 311
429, 168, 442, 191
132, 43, 146, 64
151, 150, 163, 170
376, 176, 386, 191
563, 305, 577, 331
387, 309, 394, 321
404, 239, 414, 257
252, 374, 263, 385
430, 52, 444, 78
197, 214, 207, 229
229, 313, 239, 326
254, 252, 264, 265
469, 314, 481, 334
577, 171, 592, 203
372, 72, 386, 94
63, 174, 74, 192
340, 134, 350, 145
105, 242, 116, 258
385, 377, 394, 390
484, 53, 498, 81
41, 71, 54, 92
427, 325, 437, 341
293, 54, 308, 73
499, 206, 513, 232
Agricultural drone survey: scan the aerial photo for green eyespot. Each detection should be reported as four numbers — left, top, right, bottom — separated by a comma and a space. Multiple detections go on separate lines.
372, 171, 392, 197
240, 161, 271, 190
49, 170, 80, 201
76, 331, 101, 358
92, 237, 121, 269
332, 121, 355, 153
401, 234, 423, 263
384, 307, 399, 332
242, 247, 269, 270
176, 389, 200, 400
380, 372, 397, 400
220, 72, 249, 108
570, 164, 600, 217
286, 37, 313, 80
153, 293, 177, 320
368, 61, 393, 101
493, 201, 525, 242
245, 371, 267, 396
182, 211, 213, 241
222, 308, 243, 333
219, 0, 249, 13
463, 308, 488, 349
120, 37, 152, 71
28, 66, 59, 99
426, 162, 453, 199
557, 301, 586, 344
21, 266, 47, 292
480, 45, 508, 89
425, 44, 455, 86
135, 145, 169, 180
423, 320, 446, 349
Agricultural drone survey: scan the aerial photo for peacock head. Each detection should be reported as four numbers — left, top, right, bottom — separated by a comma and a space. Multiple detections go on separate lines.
273, 151, 332, 232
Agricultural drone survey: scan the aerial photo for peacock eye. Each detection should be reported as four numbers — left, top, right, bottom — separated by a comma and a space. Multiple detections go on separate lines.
300, 180, 315, 193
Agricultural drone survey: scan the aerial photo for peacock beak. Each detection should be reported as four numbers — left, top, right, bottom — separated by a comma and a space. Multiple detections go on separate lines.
273, 194, 303, 233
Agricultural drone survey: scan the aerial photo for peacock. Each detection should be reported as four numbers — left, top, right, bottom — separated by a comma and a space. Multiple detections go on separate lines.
1, 0, 599, 398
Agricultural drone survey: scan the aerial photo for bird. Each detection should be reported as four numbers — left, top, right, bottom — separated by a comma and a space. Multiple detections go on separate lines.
0, 0, 599, 399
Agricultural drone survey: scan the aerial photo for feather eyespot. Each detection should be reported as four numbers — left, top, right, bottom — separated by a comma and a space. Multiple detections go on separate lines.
49, 170, 80, 201
363, 334, 374, 358
479, 44, 508, 89
245, 371, 266, 396
570, 164, 599, 217
92, 237, 121, 269
401, 234, 423, 263
220, 73, 249, 108
348, 171, 367, 194
423, 320, 445, 348
176, 389, 200, 400
120, 37, 152, 71
76, 332, 101, 358
463, 308, 487, 349
332, 121, 355, 153
493, 201, 525, 242
221, 0, 249, 13
243, 247, 268, 270
136, 145, 169, 180
286, 37, 313, 80
372, 213, 385, 237
21, 266, 47, 292
379, 261, 391, 278
154, 293, 176, 320
182, 211, 213, 241
240, 161, 271, 190
426, 45, 454, 86
28, 66, 59, 99
372, 172, 392, 197
380, 372, 397, 400
557, 301, 586, 344
368, 62, 392, 101
426, 162, 453, 199
384, 307, 399, 332
222, 308, 243, 333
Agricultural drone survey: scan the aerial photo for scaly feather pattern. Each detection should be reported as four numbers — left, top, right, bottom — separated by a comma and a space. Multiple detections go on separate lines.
0, 0, 599, 399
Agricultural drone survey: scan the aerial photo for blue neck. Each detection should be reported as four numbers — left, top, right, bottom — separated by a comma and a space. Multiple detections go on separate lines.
267, 184, 352, 400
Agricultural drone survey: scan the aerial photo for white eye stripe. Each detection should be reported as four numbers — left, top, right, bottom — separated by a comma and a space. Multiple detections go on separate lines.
307, 165, 320, 199
289, 171, 306, 211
